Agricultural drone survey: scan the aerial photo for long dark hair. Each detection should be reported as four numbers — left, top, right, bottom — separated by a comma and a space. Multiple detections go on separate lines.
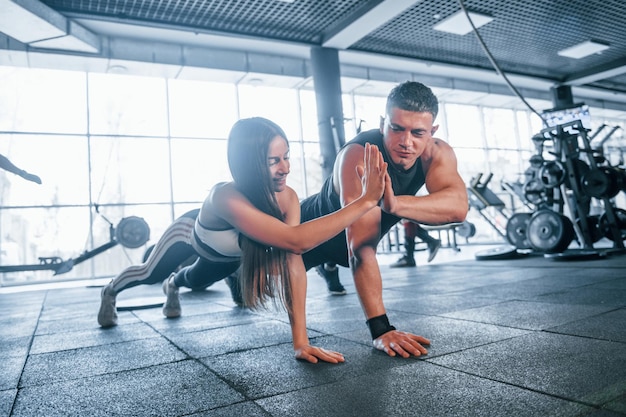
227, 117, 292, 312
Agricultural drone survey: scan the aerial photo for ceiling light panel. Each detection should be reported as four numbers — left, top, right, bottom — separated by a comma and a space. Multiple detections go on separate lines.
433, 10, 493, 35
557, 40, 610, 59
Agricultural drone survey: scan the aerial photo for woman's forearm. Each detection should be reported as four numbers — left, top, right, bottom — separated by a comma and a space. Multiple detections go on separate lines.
285, 195, 378, 254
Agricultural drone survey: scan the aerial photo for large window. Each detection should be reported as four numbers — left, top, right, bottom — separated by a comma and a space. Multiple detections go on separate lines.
1, 65, 624, 286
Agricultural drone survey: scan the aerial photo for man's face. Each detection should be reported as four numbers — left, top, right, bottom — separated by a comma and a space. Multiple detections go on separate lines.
379, 107, 439, 171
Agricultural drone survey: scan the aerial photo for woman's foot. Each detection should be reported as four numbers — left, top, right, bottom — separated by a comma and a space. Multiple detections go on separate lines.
97, 284, 118, 327
162, 274, 181, 318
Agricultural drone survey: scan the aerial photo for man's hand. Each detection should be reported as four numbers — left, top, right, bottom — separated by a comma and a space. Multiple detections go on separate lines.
19, 170, 42, 184
356, 143, 387, 206
379, 172, 397, 214
295, 345, 346, 364
373, 330, 431, 358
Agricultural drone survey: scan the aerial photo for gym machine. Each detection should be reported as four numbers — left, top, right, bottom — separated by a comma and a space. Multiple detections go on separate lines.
0, 207, 150, 275
467, 172, 511, 239
504, 115, 625, 257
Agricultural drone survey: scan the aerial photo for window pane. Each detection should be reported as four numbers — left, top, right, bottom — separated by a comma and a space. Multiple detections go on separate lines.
456, 147, 489, 181
89, 137, 172, 204
483, 107, 517, 149
238, 85, 301, 141
0, 207, 91, 284
0, 134, 89, 206
170, 138, 231, 202
445, 104, 484, 148
88, 73, 168, 136
486, 149, 526, 182
0, 66, 87, 134
299, 89, 319, 142
90, 204, 171, 279
287, 141, 304, 197
353, 95, 386, 136
516, 111, 536, 152
301, 142, 323, 197
168, 80, 238, 138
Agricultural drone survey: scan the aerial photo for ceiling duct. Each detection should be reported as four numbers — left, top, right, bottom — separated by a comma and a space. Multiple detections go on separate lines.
0, 0, 100, 53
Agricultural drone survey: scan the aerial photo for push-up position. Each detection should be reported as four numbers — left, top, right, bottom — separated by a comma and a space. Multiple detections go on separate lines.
98, 117, 387, 363
301, 81, 468, 358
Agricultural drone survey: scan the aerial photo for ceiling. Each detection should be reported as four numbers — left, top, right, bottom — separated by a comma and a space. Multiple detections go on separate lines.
1, 0, 626, 115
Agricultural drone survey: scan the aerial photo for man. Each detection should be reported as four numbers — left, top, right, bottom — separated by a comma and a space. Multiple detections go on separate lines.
300, 81, 468, 358
390, 220, 441, 267
0, 154, 42, 184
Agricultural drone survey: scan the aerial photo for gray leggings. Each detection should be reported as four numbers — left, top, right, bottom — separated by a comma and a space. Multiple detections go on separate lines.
110, 209, 239, 293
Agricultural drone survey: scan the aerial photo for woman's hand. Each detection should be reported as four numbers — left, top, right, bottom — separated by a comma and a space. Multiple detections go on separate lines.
294, 344, 346, 364
357, 143, 388, 206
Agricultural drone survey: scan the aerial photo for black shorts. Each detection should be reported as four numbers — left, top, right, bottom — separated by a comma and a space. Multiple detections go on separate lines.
300, 195, 349, 269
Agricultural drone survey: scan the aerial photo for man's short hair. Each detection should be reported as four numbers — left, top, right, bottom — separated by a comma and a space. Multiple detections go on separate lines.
386, 81, 439, 120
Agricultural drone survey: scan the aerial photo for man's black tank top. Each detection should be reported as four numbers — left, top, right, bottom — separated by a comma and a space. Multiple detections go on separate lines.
301, 129, 426, 236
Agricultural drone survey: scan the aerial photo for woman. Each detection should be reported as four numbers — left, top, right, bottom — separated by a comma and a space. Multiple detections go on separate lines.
98, 117, 387, 364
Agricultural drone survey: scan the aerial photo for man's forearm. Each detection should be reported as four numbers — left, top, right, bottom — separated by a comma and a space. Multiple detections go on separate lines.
391, 193, 467, 225
349, 245, 386, 320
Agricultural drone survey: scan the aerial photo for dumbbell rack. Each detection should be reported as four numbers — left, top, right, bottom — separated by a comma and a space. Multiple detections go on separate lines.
538, 119, 625, 252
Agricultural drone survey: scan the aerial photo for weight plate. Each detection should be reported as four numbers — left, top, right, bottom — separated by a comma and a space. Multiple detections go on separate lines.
599, 208, 626, 242
522, 178, 546, 205
538, 160, 565, 188
474, 245, 521, 261
529, 154, 544, 168
603, 167, 622, 198
505, 212, 532, 249
115, 216, 151, 249
527, 210, 574, 253
544, 249, 606, 261
581, 169, 610, 198
457, 221, 477, 238
576, 215, 603, 243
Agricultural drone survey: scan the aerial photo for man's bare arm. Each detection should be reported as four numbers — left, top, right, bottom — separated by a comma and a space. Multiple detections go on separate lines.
380, 139, 467, 224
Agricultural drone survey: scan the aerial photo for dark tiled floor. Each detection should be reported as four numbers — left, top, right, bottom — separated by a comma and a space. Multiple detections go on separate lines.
1, 246, 626, 416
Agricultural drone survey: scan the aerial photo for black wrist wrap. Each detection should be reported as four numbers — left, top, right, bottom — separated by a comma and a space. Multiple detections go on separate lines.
366, 314, 396, 340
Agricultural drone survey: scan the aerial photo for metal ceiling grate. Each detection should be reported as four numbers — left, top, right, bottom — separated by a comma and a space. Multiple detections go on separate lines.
353, 0, 626, 82
39, 0, 626, 92
43, 0, 367, 44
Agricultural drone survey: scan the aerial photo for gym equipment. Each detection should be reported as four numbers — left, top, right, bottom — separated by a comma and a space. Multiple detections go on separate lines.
522, 178, 546, 206
526, 210, 575, 253
456, 220, 477, 239
505, 212, 532, 250
598, 208, 626, 242
0, 209, 150, 275
538, 160, 566, 188
576, 215, 603, 243
477, 107, 625, 261
580, 167, 622, 198
467, 173, 510, 239
474, 245, 526, 261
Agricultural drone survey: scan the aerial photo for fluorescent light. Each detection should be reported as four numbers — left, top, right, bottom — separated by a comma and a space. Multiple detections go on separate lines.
433, 10, 493, 35
557, 40, 610, 59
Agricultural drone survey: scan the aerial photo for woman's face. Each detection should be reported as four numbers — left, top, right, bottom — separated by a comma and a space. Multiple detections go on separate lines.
267, 135, 290, 193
